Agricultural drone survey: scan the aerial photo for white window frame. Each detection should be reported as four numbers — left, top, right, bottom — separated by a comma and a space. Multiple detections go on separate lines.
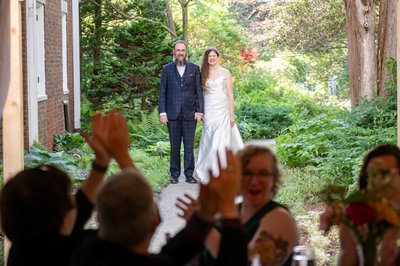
62, 0, 68, 94
36, 2, 47, 101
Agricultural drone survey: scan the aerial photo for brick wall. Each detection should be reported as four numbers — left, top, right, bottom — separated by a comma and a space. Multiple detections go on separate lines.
38, 0, 67, 150
21, 2, 29, 150
1, 0, 76, 160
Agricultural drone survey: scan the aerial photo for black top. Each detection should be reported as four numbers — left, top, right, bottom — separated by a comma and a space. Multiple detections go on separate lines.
201, 201, 292, 266
7, 189, 94, 266
69, 216, 246, 266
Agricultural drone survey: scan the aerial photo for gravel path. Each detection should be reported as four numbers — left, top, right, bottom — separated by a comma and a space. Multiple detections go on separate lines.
149, 139, 276, 253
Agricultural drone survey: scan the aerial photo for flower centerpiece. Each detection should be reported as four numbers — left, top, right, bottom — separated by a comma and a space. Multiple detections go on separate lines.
320, 167, 400, 266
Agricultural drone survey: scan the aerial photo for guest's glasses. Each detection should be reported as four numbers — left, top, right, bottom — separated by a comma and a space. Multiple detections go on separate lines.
243, 170, 275, 180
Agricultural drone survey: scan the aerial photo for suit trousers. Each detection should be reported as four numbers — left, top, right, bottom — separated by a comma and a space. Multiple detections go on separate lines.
167, 112, 197, 179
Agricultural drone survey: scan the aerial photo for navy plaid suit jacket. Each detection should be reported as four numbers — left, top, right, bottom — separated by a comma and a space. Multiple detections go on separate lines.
158, 61, 204, 120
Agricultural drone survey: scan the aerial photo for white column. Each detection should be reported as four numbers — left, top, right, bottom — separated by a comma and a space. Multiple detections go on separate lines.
26, 0, 39, 145
72, 0, 81, 130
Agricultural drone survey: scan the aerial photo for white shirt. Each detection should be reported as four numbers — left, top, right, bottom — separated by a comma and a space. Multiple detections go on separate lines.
177, 65, 186, 77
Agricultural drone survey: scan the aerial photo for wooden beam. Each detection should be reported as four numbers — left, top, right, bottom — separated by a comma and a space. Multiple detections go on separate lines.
2, 0, 24, 263
0, 0, 10, 115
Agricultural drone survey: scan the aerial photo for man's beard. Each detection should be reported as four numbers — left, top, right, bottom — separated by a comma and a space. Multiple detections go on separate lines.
174, 57, 187, 66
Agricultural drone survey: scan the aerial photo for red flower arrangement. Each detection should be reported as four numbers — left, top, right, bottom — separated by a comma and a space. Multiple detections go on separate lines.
320, 167, 400, 266
345, 202, 375, 226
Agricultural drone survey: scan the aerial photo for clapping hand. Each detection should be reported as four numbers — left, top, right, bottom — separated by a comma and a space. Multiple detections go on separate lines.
208, 149, 241, 218
175, 194, 197, 221
101, 110, 134, 169
196, 149, 242, 221
81, 113, 111, 169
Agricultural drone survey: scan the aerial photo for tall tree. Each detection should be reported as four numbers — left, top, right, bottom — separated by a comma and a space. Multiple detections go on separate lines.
377, 0, 396, 97
345, 0, 376, 106
165, 0, 177, 38
177, 0, 194, 43
231, 0, 348, 95
92, 0, 103, 78
80, 0, 172, 112
237, 0, 396, 106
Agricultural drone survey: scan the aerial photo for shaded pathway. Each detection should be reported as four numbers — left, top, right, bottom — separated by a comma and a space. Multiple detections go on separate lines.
149, 139, 276, 252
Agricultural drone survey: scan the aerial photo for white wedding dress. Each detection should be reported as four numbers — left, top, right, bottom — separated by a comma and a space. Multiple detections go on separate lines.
194, 76, 244, 183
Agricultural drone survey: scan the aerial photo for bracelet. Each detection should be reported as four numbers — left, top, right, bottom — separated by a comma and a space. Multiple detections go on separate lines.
92, 161, 108, 173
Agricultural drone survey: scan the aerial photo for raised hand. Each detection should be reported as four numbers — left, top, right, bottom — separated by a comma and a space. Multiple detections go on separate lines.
196, 171, 218, 222
208, 149, 241, 218
102, 110, 134, 169
81, 113, 110, 168
79, 113, 111, 203
196, 149, 242, 221
175, 194, 197, 221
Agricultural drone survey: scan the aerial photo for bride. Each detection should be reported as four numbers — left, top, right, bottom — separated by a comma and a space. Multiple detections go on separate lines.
194, 47, 243, 183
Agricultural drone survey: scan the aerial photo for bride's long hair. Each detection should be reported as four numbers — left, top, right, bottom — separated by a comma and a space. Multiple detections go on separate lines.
200, 47, 220, 92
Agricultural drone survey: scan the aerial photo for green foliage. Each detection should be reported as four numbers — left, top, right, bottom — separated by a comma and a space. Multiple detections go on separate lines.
349, 94, 397, 128
54, 132, 86, 152
235, 68, 277, 96
128, 110, 169, 151
130, 149, 169, 193
81, 0, 171, 117
186, 1, 248, 65
80, 96, 96, 132
273, 0, 346, 53
24, 142, 79, 177
229, 0, 348, 97
276, 106, 397, 188
234, 67, 345, 140
277, 167, 325, 208
237, 104, 293, 139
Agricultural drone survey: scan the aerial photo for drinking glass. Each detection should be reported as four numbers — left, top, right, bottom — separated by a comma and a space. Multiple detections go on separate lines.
249, 253, 261, 266
291, 245, 316, 266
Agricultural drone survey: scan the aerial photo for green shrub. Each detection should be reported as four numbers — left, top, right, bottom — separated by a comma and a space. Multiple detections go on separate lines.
130, 149, 169, 193
276, 112, 397, 188
349, 93, 396, 129
128, 109, 169, 150
54, 132, 86, 152
237, 104, 293, 139
236, 68, 277, 95
25, 142, 79, 174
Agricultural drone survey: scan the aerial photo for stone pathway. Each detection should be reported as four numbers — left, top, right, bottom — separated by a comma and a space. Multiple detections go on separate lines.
149, 176, 199, 252
149, 139, 276, 253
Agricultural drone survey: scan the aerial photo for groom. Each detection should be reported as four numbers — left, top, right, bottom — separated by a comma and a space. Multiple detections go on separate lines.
158, 40, 204, 184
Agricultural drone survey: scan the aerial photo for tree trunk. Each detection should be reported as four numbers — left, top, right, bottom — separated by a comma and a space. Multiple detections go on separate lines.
93, 0, 103, 77
165, 0, 176, 38
178, 0, 193, 44
182, 1, 189, 44
377, 0, 396, 97
345, 0, 376, 106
